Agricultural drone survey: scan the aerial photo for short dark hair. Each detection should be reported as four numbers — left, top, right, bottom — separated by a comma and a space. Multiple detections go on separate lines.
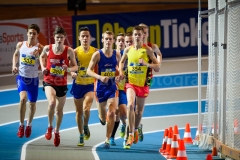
79, 26, 90, 35
53, 26, 66, 36
28, 24, 40, 34
132, 25, 143, 32
115, 33, 125, 39
117, 33, 125, 37
125, 31, 132, 36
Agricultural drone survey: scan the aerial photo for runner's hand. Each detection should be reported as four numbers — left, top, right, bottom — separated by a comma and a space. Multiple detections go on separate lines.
12, 67, 18, 75
100, 76, 109, 83
71, 72, 77, 79
139, 58, 147, 66
42, 67, 48, 75
33, 48, 41, 57
62, 64, 68, 71
119, 72, 125, 80
115, 75, 120, 83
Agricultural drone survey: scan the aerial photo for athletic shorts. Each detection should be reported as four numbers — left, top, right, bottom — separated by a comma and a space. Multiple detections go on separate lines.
96, 90, 118, 103
118, 90, 127, 105
16, 75, 39, 102
70, 82, 94, 99
43, 81, 68, 97
125, 83, 149, 98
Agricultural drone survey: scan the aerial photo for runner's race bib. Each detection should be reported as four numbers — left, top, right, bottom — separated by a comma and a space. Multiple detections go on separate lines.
78, 67, 89, 77
50, 66, 65, 77
21, 54, 36, 66
101, 68, 116, 77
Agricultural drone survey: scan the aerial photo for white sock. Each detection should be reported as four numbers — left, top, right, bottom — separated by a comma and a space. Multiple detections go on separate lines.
27, 121, 32, 126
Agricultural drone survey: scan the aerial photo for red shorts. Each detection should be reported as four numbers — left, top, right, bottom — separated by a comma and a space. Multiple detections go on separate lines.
125, 83, 149, 98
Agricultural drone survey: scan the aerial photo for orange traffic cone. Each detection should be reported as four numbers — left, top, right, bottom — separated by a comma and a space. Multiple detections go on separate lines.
206, 154, 212, 160
169, 126, 173, 135
167, 134, 179, 159
212, 146, 217, 156
234, 119, 239, 134
173, 125, 180, 140
184, 123, 193, 144
176, 139, 188, 160
159, 129, 169, 153
163, 131, 172, 155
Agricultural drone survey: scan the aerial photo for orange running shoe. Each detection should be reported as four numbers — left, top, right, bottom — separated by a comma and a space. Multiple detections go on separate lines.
133, 130, 139, 144
126, 134, 134, 146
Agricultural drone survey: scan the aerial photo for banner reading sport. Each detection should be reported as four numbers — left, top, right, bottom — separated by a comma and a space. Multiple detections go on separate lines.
0, 17, 72, 73
72, 8, 208, 58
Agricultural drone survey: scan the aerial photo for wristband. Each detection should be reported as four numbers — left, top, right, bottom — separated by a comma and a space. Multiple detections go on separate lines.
146, 63, 150, 67
67, 68, 71, 73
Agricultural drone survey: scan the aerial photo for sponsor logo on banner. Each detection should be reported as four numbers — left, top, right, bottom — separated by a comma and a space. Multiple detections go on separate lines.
73, 9, 208, 58
0, 16, 72, 73
75, 20, 100, 48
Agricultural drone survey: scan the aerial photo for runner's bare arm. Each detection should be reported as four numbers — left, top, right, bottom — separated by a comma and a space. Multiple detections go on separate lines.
39, 45, 49, 74
116, 51, 121, 67
152, 44, 162, 65
119, 47, 129, 76
12, 42, 22, 74
145, 47, 160, 70
67, 47, 78, 72
87, 51, 101, 79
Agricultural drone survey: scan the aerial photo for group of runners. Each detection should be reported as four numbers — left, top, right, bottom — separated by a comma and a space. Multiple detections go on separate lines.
12, 23, 162, 149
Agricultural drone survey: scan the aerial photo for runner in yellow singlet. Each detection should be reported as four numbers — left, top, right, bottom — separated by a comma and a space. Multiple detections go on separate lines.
119, 26, 160, 149
70, 27, 98, 146
136, 23, 163, 142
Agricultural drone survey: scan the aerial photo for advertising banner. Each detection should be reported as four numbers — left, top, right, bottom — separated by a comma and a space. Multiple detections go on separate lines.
0, 8, 208, 73
72, 8, 208, 58
0, 16, 72, 73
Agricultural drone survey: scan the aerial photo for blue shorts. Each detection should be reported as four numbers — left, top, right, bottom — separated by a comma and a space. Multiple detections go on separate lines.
118, 90, 127, 105
16, 75, 39, 102
96, 90, 118, 103
70, 82, 94, 99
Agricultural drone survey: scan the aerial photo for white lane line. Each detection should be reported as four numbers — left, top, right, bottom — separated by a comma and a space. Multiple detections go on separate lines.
0, 108, 98, 126
150, 85, 207, 91
0, 97, 73, 108
20, 116, 199, 160
21, 123, 99, 160
162, 56, 208, 62
0, 85, 207, 108
0, 71, 208, 92
153, 71, 208, 77
0, 82, 72, 92
0, 99, 205, 126
145, 99, 206, 106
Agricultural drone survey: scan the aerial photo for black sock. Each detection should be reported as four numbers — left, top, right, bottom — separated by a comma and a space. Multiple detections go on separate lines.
111, 121, 120, 138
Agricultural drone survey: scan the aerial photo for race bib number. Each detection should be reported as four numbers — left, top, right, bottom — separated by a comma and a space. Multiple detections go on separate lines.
101, 68, 115, 77
50, 66, 65, 77
129, 66, 143, 74
21, 54, 36, 66
78, 67, 88, 77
